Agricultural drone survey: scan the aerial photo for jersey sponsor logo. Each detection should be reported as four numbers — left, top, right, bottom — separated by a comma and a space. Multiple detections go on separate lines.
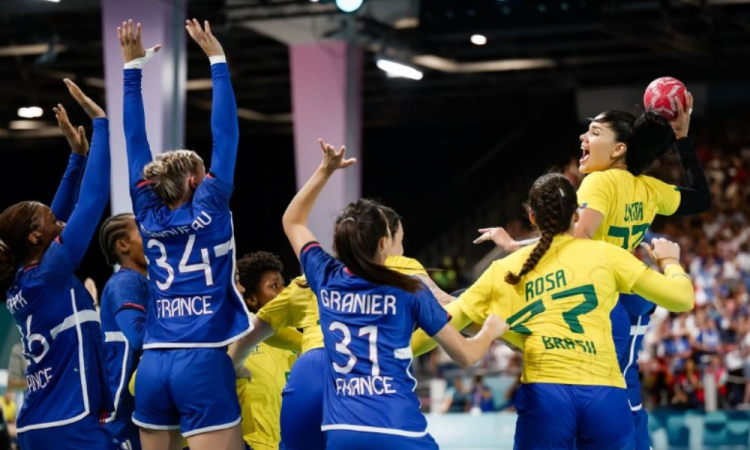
320, 289, 397, 316
541, 336, 597, 354
525, 270, 567, 302
624, 201, 644, 222
7, 291, 28, 314
335, 375, 397, 396
156, 295, 213, 318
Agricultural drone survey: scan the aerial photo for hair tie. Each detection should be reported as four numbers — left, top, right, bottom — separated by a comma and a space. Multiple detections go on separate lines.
341, 217, 355, 224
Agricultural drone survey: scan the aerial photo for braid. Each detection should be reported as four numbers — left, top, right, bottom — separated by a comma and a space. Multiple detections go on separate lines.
505, 174, 578, 285
99, 213, 135, 266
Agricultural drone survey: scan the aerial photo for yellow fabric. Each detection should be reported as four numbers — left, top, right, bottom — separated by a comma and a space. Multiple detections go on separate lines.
631, 264, 694, 312
238, 342, 297, 449
265, 327, 303, 353
257, 257, 431, 355
577, 169, 681, 252
457, 235, 657, 388
0, 396, 16, 423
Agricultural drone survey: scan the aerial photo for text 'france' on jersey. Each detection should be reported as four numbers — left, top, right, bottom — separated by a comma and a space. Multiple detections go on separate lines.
301, 243, 449, 437
132, 174, 251, 348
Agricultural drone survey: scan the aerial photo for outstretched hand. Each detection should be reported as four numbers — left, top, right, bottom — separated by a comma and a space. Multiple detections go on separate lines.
118, 19, 162, 64
474, 227, 516, 250
670, 91, 693, 139
53, 103, 89, 155
318, 139, 356, 176
641, 238, 681, 269
63, 79, 106, 119
185, 19, 224, 58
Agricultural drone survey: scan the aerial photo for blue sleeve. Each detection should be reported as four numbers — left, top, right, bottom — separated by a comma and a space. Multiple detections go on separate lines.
50, 153, 86, 222
207, 62, 239, 184
412, 288, 450, 337
619, 293, 657, 317
114, 308, 146, 350
123, 69, 153, 188
58, 118, 110, 265
192, 174, 233, 213
300, 242, 337, 295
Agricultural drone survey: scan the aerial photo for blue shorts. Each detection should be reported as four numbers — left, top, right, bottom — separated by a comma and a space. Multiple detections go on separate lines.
280, 348, 326, 450
18, 414, 116, 450
325, 430, 438, 450
514, 383, 633, 450
132, 348, 241, 437
628, 383, 651, 450
106, 411, 141, 450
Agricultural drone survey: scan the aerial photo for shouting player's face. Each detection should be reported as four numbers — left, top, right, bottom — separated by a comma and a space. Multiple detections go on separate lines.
579, 118, 627, 174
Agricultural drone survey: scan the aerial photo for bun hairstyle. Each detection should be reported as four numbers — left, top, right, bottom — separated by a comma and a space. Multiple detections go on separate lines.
143, 150, 204, 204
334, 199, 421, 293
505, 174, 578, 285
0, 201, 43, 294
593, 110, 676, 176
99, 213, 136, 266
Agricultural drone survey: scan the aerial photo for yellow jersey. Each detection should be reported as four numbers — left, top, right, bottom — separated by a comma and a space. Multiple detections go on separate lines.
577, 169, 681, 252
459, 235, 650, 388
257, 256, 429, 355
238, 342, 297, 450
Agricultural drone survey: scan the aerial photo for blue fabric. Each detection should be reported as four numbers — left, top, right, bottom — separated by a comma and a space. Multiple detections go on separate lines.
100, 268, 150, 449
514, 383, 633, 450
612, 294, 655, 388
122, 69, 153, 188
132, 348, 240, 435
207, 63, 239, 184
50, 152, 86, 223
300, 243, 449, 437
7, 242, 112, 430
633, 405, 651, 450
325, 430, 439, 450
280, 348, 326, 450
17, 414, 116, 450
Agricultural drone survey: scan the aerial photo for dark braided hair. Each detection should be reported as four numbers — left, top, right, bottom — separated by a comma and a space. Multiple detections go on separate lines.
99, 213, 135, 266
0, 201, 44, 294
237, 251, 284, 299
505, 174, 578, 285
593, 110, 676, 176
334, 199, 422, 293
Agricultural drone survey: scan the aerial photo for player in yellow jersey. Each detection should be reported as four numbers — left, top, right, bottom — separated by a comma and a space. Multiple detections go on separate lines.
413, 173, 694, 448
228, 199, 456, 450
234, 251, 299, 450
475, 93, 710, 450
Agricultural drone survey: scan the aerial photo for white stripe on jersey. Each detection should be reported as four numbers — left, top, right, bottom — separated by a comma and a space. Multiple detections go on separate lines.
630, 324, 648, 336
50, 309, 100, 340
322, 424, 428, 438
103, 331, 130, 422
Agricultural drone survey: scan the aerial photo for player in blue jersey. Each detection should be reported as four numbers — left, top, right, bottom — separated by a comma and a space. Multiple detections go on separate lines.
118, 19, 251, 450
0, 80, 113, 449
99, 213, 151, 450
277, 139, 507, 450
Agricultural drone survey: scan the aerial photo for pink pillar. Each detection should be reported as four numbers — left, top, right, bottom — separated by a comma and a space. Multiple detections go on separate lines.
290, 42, 362, 251
101, 0, 186, 215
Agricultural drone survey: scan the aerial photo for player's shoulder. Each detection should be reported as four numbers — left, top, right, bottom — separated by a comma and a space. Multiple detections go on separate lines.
386, 255, 426, 275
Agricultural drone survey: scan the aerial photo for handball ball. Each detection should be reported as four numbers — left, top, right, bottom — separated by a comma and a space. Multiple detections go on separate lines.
643, 77, 687, 120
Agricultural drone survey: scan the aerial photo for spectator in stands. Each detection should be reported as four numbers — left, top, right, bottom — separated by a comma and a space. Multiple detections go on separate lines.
468, 375, 495, 413
673, 359, 703, 409
442, 378, 469, 413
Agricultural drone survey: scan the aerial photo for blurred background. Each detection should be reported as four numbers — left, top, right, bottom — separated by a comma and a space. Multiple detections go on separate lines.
2, 0, 750, 448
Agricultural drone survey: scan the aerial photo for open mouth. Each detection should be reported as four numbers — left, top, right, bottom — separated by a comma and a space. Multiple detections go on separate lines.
580, 147, 590, 165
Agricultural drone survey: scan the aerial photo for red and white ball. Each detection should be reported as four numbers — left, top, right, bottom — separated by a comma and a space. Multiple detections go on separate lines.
643, 77, 687, 120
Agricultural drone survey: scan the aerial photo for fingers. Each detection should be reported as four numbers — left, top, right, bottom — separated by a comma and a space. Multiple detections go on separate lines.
478, 228, 496, 233
205, 20, 212, 36
151, 44, 163, 53
136, 22, 142, 46
686, 91, 694, 111
675, 94, 685, 115
63, 78, 84, 101
473, 232, 490, 244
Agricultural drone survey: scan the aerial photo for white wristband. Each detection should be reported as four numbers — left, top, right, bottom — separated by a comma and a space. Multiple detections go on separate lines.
209, 55, 227, 65
124, 46, 159, 70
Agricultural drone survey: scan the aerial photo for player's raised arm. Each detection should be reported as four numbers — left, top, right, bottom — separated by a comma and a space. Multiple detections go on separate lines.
49, 103, 88, 222
185, 19, 239, 184
629, 238, 694, 312
119, 19, 161, 187
283, 139, 356, 259
58, 79, 110, 265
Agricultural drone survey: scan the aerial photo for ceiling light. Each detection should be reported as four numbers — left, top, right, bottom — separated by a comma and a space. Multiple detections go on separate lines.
18, 107, 43, 118
471, 34, 487, 46
376, 58, 423, 80
44, 0, 61, 2
335, 0, 363, 13
10, 120, 47, 130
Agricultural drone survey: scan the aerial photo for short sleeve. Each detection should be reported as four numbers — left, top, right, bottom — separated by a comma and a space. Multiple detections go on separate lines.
647, 176, 682, 216
299, 242, 338, 294
457, 262, 500, 324
604, 243, 649, 293
35, 240, 75, 288
192, 174, 234, 213
412, 289, 450, 337
131, 180, 162, 215
577, 172, 611, 215
387, 256, 428, 277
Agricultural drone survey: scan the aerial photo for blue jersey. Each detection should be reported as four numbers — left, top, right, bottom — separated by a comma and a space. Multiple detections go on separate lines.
99, 268, 150, 430
611, 294, 656, 389
6, 242, 112, 432
300, 243, 449, 438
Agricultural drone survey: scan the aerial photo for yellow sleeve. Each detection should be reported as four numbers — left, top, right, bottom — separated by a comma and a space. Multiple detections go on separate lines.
235, 378, 256, 435
605, 244, 650, 293
646, 176, 681, 216
387, 256, 428, 277
412, 301, 472, 357
577, 172, 611, 215
632, 265, 694, 312
265, 327, 303, 353
257, 280, 299, 331
457, 262, 500, 324
129, 370, 136, 397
